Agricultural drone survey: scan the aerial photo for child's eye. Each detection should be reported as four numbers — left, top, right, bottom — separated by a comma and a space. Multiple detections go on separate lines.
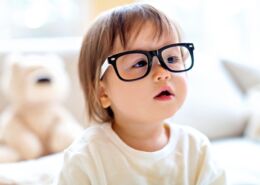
166, 56, 180, 64
132, 60, 148, 68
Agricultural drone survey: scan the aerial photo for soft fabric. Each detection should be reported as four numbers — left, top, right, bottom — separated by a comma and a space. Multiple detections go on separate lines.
221, 60, 260, 94
54, 122, 226, 185
0, 152, 63, 185
212, 138, 260, 185
221, 60, 260, 141
244, 85, 260, 140
0, 54, 83, 163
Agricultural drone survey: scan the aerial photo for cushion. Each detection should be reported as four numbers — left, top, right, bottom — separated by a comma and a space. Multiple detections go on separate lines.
221, 60, 260, 140
244, 85, 260, 140
222, 60, 260, 94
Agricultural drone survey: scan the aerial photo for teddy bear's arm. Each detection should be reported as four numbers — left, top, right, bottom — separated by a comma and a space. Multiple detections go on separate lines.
3, 118, 45, 160
0, 145, 21, 163
48, 111, 83, 153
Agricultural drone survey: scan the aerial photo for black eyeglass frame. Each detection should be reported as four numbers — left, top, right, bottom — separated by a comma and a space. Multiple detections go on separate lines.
105, 43, 194, 82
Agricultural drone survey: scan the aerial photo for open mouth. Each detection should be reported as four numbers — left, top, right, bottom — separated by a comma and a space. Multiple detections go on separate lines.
154, 89, 175, 100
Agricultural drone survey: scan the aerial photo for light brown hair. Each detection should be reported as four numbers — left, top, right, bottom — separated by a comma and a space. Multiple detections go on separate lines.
78, 3, 182, 123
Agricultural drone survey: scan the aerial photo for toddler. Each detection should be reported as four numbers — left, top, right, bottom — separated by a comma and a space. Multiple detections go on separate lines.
55, 3, 226, 185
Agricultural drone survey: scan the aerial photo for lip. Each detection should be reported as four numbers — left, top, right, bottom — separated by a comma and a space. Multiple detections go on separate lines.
153, 86, 175, 101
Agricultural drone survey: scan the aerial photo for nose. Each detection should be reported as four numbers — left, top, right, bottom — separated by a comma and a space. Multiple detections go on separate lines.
152, 59, 171, 82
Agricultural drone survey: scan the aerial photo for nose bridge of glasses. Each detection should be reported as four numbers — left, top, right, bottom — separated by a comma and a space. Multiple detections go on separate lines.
148, 50, 160, 64
148, 50, 159, 59
148, 50, 168, 70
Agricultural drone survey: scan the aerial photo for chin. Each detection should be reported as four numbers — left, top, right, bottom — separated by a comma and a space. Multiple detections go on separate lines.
162, 103, 180, 115
150, 109, 177, 123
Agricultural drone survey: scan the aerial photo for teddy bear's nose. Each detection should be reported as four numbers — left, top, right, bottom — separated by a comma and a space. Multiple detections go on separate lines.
37, 77, 52, 84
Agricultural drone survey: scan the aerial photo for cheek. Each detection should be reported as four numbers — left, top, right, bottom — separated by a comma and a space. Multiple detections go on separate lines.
105, 72, 134, 106
174, 74, 188, 103
108, 83, 142, 106
106, 78, 148, 114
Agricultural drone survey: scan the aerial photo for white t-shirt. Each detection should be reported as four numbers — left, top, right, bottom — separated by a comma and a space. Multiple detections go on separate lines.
55, 122, 226, 185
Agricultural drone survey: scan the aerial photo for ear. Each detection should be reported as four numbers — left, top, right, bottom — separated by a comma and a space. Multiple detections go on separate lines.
99, 81, 111, 108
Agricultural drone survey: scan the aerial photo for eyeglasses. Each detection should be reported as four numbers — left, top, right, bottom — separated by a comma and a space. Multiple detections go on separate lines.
100, 43, 194, 81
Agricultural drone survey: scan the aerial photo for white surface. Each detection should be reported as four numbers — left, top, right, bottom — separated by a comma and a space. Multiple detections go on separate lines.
0, 153, 63, 185
212, 138, 260, 185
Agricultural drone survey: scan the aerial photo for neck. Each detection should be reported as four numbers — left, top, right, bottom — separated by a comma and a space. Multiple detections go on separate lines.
112, 119, 170, 152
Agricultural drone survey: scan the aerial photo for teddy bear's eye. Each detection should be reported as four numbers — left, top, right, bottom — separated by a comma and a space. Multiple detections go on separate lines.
37, 77, 51, 84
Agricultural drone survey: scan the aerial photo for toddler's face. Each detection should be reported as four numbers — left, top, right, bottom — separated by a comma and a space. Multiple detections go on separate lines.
99, 22, 188, 125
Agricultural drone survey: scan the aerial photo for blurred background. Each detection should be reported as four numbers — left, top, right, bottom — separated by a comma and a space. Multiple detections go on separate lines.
0, 0, 260, 66
0, 0, 260, 185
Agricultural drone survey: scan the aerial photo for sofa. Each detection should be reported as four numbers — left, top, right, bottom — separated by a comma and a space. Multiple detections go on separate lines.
0, 37, 260, 185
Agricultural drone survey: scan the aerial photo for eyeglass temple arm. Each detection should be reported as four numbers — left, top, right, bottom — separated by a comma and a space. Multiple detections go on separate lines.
100, 59, 110, 79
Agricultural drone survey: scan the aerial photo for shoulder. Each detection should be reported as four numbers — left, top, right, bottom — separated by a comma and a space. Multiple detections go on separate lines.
64, 123, 110, 156
169, 123, 209, 141
166, 122, 211, 151
59, 123, 111, 175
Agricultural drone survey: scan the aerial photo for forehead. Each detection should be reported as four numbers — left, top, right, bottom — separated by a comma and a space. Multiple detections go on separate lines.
112, 21, 179, 53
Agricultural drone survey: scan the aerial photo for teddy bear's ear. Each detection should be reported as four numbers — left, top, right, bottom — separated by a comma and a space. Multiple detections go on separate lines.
2, 54, 23, 74
1, 54, 22, 96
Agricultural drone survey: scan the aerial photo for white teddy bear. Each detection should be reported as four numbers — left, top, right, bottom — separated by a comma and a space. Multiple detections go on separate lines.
0, 54, 82, 163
